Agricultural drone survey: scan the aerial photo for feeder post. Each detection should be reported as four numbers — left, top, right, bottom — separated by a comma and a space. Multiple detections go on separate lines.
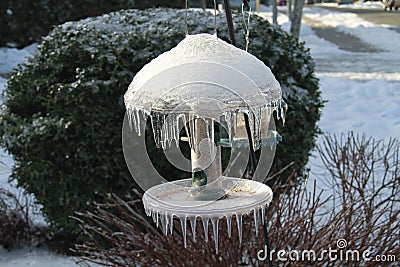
190, 118, 223, 196
191, 119, 222, 179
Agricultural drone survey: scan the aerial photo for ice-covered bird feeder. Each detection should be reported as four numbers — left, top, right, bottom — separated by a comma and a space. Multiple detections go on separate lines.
124, 33, 286, 253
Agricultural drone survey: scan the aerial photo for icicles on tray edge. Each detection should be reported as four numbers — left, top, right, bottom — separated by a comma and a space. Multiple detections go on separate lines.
143, 203, 269, 254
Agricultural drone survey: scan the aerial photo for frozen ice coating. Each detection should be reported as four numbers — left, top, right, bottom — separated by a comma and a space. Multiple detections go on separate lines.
124, 33, 286, 150
125, 33, 282, 106
125, 33, 281, 253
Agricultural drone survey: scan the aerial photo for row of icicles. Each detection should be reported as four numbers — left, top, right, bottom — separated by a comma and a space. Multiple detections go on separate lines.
126, 100, 286, 151
144, 203, 268, 254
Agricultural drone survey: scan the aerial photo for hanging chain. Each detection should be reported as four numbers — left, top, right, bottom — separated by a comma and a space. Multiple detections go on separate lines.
185, 0, 189, 35
213, 0, 217, 35
241, 3, 252, 51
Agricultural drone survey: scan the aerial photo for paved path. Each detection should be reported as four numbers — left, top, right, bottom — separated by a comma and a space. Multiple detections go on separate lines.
302, 16, 380, 53
299, 6, 400, 75
319, 5, 400, 27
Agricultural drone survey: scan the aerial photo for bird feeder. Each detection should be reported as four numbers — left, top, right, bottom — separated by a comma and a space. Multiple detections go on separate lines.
124, 33, 286, 253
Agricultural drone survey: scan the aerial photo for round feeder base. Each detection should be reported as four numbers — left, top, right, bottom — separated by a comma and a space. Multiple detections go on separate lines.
142, 177, 273, 253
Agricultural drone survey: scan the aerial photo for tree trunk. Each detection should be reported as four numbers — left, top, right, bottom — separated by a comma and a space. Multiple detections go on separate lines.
256, 0, 261, 12
271, 0, 278, 24
287, 0, 292, 21
290, 0, 304, 38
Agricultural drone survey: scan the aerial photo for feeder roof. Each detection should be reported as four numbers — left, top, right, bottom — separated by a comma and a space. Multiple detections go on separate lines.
124, 33, 282, 114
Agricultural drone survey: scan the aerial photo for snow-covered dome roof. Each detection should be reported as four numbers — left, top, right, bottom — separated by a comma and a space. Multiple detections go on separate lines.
124, 33, 285, 150
124, 33, 282, 114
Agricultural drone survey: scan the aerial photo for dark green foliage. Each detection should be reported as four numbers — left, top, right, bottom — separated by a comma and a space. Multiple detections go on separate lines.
0, 1, 10, 47
0, 8, 323, 236
134, 0, 185, 9
1, 0, 186, 48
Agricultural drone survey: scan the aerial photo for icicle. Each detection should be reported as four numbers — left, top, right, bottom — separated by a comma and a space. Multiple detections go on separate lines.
132, 109, 139, 134
183, 113, 191, 147
211, 118, 215, 146
230, 112, 236, 142
163, 115, 169, 149
205, 118, 214, 161
169, 214, 174, 235
188, 114, 197, 151
280, 100, 287, 125
151, 114, 161, 148
156, 211, 159, 228
255, 108, 262, 148
226, 216, 232, 238
226, 112, 232, 145
261, 206, 265, 225
190, 217, 197, 242
174, 114, 181, 148
180, 216, 187, 248
160, 213, 168, 235
202, 217, 209, 243
135, 109, 142, 136
160, 115, 165, 149
233, 111, 238, 128
168, 116, 174, 148
253, 208, 258, 237
211, 218, 219, 254
127, 109, 133, 131
236, 214, 243, 244
164, 115, 169, 149
276, 101, 281, 121
193, 116, 197, 151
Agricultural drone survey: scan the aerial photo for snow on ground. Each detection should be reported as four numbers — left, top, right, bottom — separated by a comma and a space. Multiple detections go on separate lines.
0, 43, 37, 192
0, 246, 83, 267
0, 45, 35, 196
256, 5, 400, 140
317, 77, 400, 138
258, 4, 399, 213
319, 1, 384, 10
0, 45, 71, 266
297, 7, 400, 209
0, 44, 37, 75
0, 5, 399, 265
304, 7, 400, 51
301, 6, 400, 74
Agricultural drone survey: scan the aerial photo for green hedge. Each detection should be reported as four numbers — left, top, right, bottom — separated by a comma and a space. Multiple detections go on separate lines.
0, 1, 9, 47
0, 8, 323, 235
0, 0, 187, 47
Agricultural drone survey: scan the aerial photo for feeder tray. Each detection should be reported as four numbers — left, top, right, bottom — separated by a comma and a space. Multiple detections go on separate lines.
143, 177, 273, 253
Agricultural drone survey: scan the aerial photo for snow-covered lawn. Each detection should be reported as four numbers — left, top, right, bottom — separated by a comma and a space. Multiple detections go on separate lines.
319, 1, 384, 10
0, 44, 37, 75
298, 7, 400, 202
0, 246, 80, 267
1, 5, 399, 265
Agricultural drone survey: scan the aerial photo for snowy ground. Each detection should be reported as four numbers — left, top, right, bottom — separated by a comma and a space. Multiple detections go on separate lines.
1, 4, 399, 265
319, 1, 384, 10
0, 246, 81, 267
299, 6, 400, 202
